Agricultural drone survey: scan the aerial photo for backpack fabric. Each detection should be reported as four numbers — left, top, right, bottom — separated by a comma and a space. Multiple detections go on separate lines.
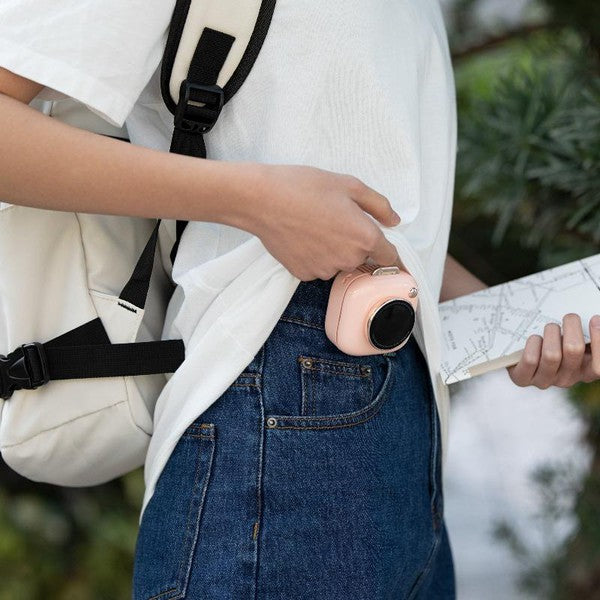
0, 207, 175, 485
0, 0, 276, 486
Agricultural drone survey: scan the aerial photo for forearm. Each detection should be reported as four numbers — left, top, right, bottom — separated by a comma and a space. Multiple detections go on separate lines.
439, 253, 488, 302
0, 92, 261, 228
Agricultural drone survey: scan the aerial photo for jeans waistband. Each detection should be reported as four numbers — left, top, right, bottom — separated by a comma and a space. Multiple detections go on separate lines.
279, 277, 335, 329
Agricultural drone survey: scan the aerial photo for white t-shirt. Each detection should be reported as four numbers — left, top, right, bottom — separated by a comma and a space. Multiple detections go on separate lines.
0, 0, 456, 519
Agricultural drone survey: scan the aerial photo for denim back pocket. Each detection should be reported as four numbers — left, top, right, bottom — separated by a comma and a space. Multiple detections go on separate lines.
132, 422, 216, 600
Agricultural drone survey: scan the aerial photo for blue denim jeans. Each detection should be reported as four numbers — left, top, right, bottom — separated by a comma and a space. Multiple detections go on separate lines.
132, 277, 455, 599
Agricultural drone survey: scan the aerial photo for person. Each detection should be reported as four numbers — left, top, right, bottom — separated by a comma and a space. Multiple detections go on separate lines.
0, 1, 598, 598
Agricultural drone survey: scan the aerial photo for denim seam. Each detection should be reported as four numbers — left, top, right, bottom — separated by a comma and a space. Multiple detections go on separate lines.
185, 423, 215, 432
272, 411, 384, 431
278, 315, 324, 330
181, 427, 216, 599
230, 373, 261, 388
304, 369, 370, 379
428, 380, 441, 521
163, 425, 216, 600
300, 368, 309, 415
303, 369, 372, 380
298, 354, 373, 374
144, 427, 216, 600
253, 344, 267, 600
401, 373, 444, 600
405, 532, 442, 600
230, 383, 261, 388
147, 587, 177, 600
311, 371, 316, 415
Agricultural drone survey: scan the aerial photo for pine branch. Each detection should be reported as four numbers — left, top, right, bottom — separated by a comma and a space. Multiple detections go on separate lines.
452, 24, 560, 61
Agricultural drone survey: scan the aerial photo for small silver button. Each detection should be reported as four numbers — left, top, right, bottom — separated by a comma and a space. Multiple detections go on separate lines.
408, 287, 418, 298
266, 417, 278, 428
361, 365, 372, 375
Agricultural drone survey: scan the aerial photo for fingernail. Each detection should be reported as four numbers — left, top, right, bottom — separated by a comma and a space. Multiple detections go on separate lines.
592, 315, 600, 329
391, 212, 401, 225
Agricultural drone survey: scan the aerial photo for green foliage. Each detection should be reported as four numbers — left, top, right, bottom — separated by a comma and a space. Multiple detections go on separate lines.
455, 33, 600, 264
0, 469, 144, 599
450, 5, 600, 598
553, 382, 600, 600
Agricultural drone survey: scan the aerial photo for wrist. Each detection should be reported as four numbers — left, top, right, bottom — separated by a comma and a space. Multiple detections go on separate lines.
209, 160, 270, 234
439, 254, 488, 303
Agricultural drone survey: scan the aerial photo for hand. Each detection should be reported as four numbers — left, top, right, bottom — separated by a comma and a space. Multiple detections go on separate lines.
236, 164, 402, 281
507, 314, 600, 389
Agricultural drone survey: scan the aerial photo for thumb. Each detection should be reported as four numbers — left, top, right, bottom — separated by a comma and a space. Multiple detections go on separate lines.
368, 231, 403, 268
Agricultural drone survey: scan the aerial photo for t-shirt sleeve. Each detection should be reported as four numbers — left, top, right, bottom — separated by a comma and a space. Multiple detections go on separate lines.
0, 0, 176, 128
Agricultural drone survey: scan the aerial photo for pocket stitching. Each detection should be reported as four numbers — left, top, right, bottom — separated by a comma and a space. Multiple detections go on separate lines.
269, 356, 393, 430
272, 406, 386, 431
299, 355, 374, 417
230, 373, 261, 388
176, 424, 216, 599
142, 424, 216, 600
297, 354, 373, 376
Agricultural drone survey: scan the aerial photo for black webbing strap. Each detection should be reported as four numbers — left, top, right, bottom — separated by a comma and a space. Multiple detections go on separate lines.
168, 27, 235, 265
120, 220, 161, 308
0, 319, 185, 399
44, 340, 184, 381
45, 318, 111, 348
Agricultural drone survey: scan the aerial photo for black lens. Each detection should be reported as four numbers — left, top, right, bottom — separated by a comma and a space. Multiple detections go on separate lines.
368, 299, 415, 350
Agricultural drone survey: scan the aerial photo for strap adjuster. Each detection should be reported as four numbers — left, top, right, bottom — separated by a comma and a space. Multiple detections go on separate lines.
0, 342, 50, 400
174, 80, 225, 134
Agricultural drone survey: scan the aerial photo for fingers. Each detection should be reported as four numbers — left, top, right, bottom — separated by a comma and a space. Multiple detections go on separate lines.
348, 176, 401, 227
582, 315, 600, 383
553, 313, 586, 387
508, 314, 600, 389
530, 323, 563, 388
507, 334, 542, 386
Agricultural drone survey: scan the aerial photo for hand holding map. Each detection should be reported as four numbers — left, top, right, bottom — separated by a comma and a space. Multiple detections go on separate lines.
439, 254, 600, 384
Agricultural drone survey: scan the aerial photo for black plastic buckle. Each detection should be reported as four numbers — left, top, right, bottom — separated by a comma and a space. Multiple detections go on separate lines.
0, 342, 50, 400
174, 80, 225, 134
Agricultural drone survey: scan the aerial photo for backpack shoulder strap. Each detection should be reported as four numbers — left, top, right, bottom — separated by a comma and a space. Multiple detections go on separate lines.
162, 0, 276, 125
161, 0, 277, 264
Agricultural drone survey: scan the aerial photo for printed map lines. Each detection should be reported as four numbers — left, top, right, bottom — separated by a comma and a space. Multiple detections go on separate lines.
439, 254, 600, 383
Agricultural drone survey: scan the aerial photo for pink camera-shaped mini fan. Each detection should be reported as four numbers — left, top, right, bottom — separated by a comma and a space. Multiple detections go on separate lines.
325, 263, 418, 356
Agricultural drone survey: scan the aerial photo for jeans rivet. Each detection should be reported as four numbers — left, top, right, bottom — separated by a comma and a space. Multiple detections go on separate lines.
266, 417, 277, 428
361, 365, 372, 375
300, 358, 313, 368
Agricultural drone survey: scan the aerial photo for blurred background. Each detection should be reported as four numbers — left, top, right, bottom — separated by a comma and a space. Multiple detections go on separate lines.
1, 0, 599, 598
440, 1, 599, 598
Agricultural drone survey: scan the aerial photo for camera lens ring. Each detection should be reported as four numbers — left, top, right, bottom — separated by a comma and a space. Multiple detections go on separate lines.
367, 298, 416, 350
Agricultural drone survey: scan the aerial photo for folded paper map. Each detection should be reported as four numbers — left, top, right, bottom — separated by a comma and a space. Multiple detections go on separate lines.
439, 254, 600, 384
